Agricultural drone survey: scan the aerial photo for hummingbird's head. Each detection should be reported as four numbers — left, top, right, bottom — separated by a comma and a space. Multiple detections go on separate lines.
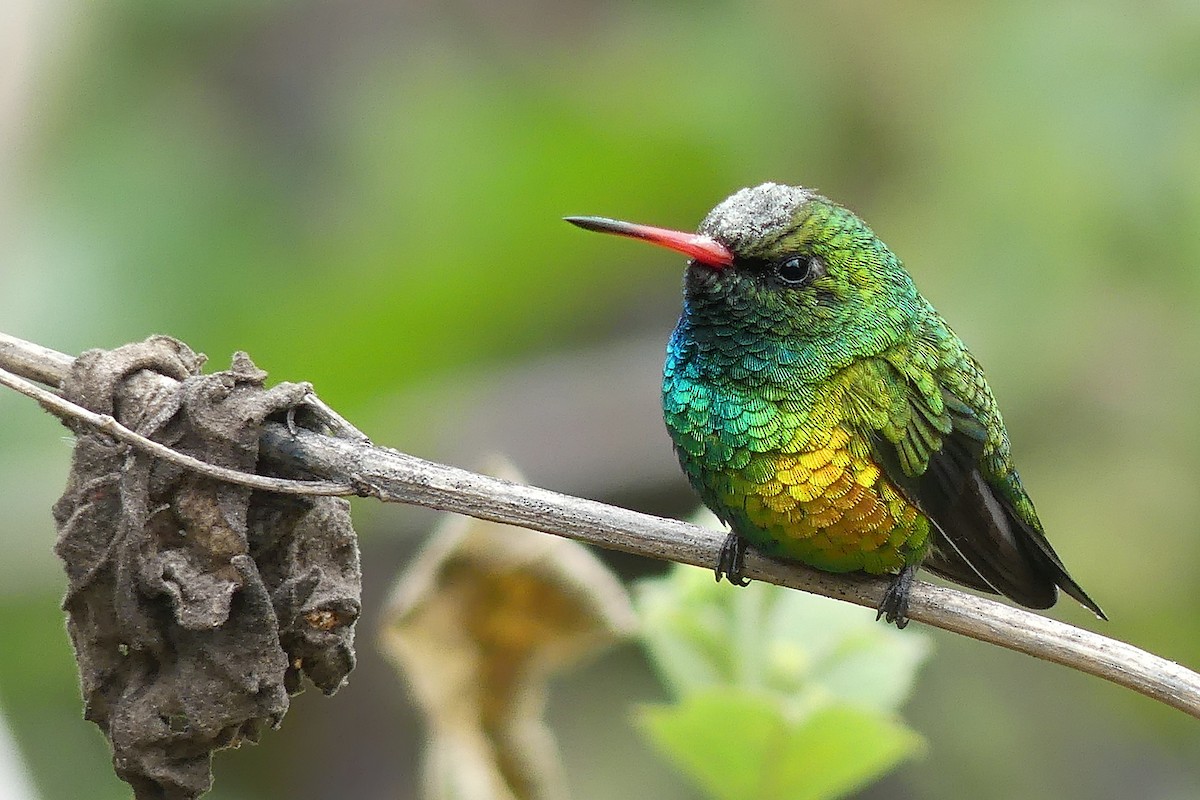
566, 183, 919, 349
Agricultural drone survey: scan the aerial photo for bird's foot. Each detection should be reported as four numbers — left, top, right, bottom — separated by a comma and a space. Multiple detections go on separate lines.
716, 533, 750, 587
877, 565, 917, 629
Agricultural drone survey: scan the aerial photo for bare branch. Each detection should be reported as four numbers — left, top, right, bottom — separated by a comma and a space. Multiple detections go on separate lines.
0, 332, 74, 386
2, 331, 1199, 719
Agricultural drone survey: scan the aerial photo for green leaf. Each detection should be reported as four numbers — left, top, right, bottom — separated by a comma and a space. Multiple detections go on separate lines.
635, 561, 741, 694
761, 583, 932, 712
638, 688, 924, 800
633, 513, 932, 800
635, 560, 931, 711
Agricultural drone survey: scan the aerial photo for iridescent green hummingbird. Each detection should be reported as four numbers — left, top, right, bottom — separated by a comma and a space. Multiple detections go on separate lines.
566, 183, 1104, 627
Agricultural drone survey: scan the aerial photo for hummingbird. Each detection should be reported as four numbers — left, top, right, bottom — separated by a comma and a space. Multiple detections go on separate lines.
566, 183, 1104, 627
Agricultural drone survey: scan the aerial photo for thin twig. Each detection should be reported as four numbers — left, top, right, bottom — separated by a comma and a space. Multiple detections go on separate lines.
2, 331, 1199, 719
0, 361, 354, 498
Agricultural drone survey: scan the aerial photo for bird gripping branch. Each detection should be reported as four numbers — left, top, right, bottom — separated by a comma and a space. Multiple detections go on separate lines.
567, 183, 1104, 628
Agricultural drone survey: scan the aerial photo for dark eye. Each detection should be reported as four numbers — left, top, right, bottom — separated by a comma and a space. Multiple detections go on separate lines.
775, 255, 813, 285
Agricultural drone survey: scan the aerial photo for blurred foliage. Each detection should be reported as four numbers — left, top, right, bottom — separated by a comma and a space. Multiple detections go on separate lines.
2, 0, 1200, 799
379, 457, 635, 800
636, 552, 928, 800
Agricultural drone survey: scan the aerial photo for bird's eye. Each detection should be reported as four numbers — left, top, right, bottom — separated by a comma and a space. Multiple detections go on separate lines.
775, 255, 813, 285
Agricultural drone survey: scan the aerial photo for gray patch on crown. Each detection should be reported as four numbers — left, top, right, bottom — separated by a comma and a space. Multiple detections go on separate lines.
697, 183, 812, 252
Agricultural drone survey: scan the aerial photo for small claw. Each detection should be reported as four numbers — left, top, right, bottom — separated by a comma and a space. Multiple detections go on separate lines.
877, 565, 916, 629
285, 406, 300, 437
716, 533, 750, 587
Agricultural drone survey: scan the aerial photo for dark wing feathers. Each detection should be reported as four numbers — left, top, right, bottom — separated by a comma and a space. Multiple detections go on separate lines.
868, 367, 1104, 618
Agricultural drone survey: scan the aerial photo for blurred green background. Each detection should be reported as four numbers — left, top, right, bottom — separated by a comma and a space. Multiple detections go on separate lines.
2, 1, 1200, 798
